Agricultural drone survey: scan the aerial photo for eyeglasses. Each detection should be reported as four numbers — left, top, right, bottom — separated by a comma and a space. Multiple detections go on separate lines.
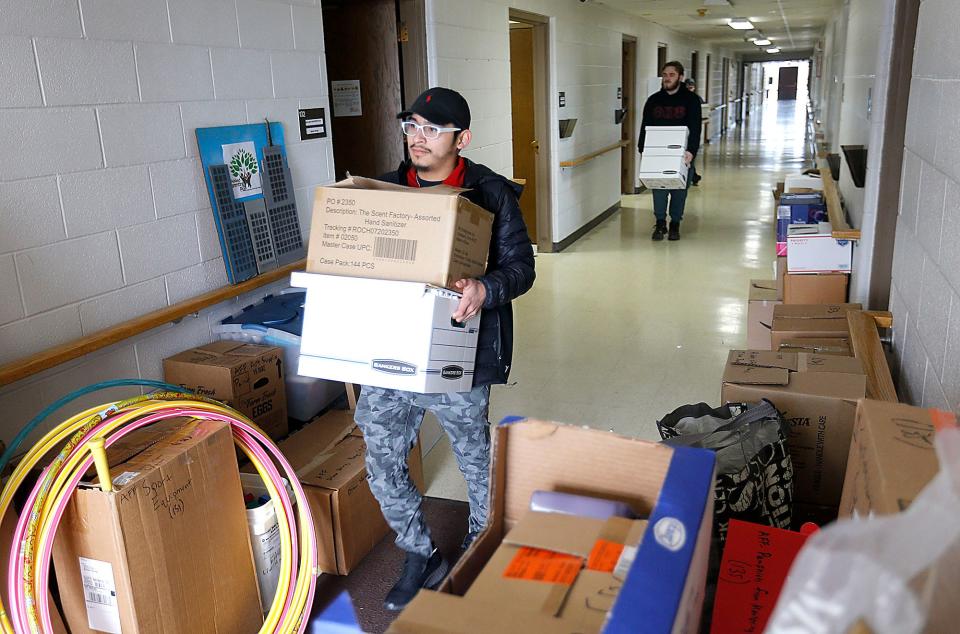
400, 120, 461, 140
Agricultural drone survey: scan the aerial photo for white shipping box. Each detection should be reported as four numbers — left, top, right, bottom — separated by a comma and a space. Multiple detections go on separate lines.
784, 174, 824, 192
787, 222, 854, 273
642, 125, 689, 156
639, 153, 689, 189
291, 272, 480, 393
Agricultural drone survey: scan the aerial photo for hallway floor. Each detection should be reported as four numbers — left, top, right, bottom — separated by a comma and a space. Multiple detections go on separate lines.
424, 98, 812, 501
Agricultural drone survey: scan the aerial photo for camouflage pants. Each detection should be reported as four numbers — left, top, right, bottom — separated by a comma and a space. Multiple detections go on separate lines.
354, 385, 491, 557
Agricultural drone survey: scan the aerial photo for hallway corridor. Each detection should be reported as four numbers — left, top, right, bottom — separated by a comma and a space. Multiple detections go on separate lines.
424, 98, 813, 499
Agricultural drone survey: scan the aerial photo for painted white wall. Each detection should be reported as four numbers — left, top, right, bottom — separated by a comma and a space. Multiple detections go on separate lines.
0, 0, 333, 447
889, 0, 960, 413
424, 0, 738, 244
842, 0, 897, 306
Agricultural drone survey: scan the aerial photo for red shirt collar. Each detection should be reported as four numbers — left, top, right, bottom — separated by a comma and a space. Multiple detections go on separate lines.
406, 157, 466, 188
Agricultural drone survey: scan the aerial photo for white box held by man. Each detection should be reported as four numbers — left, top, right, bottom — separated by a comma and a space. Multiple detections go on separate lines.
639, 154, 689, 189
642, 125, 689, 157
292, 272, 480, 393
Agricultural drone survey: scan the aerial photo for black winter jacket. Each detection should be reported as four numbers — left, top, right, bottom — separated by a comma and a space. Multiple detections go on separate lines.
379, 158, 536, 387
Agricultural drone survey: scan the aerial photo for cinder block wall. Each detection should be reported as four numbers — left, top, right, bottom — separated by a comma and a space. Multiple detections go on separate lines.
0, 0, 333, 446
890, 0, 960, 412
425, 0, 737, 244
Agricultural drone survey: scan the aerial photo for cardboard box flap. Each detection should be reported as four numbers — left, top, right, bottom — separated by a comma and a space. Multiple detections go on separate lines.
785, 371, 868, 400
310, 435, 366, 489
389, 591, 575, 633
92, 418, 222, 489
723, 364, 790, 386
334, 175, 471, 196
165, 341, 258, 368
273, 410, 357, 483
728, 350, 798, 371
779, 337, 851, 354
797, 353, 864, 375
503, 512, 638, 558
749, 279, 779, 302
773, 304, 862, 319
496, 420, 676, 526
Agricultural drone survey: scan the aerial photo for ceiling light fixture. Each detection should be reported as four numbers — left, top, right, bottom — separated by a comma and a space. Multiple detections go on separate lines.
754, 39, 772, 46
767, 47, 781, 53
728, 18, 755, 30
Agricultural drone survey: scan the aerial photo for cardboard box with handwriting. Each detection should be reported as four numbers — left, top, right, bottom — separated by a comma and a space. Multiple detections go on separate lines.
52, 418, 262, 634
163, 341, 288, 440
838, 400, 958, 518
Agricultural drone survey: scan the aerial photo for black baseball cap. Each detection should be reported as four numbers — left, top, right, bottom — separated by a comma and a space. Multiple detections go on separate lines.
398, 87, 471, 130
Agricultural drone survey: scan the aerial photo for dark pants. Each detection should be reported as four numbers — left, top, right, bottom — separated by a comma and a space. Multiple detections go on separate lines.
652, 172, 692, 223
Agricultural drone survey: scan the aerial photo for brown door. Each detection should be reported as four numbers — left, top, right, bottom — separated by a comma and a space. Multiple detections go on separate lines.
509, 25, 537, 240
322, 0, 404, 180
657, 44, 667, 71
779, 66, 799, 100
621, 38, 637, 194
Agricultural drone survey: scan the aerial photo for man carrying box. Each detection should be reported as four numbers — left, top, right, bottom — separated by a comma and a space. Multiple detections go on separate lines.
640, 61, 702, 241
354, 87, 536, 611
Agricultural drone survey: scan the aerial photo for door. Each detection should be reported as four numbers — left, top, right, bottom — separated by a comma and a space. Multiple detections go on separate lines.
509, 23, 537, 240
322, 0, 403, 179
721, 57, 729, 134
779, 66, 799, 100
621, 37, 637, 194
657, 44, 667, 72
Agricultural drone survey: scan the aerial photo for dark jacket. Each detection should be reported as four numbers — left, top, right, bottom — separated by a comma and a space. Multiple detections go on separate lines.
379, 158, 536, 387
639, 87, 703, 158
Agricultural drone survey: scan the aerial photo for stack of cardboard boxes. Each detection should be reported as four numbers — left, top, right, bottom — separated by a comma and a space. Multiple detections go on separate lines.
771, 174, 852, 305
298, 176, 493, 393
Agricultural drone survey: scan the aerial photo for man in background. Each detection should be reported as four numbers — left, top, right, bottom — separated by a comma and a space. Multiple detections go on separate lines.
639, 61, 702, 241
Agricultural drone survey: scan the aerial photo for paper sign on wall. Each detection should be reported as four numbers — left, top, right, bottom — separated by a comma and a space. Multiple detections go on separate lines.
221, 141, 262, 199
332, 80, 362, 117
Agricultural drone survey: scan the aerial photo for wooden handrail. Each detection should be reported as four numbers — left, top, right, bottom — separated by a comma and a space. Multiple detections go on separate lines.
817, 158, 861, 240
848, 310, 898, 403
0, 259, 306, 387
560, 140, 629, 168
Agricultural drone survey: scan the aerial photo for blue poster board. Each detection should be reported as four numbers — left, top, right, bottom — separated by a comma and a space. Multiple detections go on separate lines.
196, 122, 304, 284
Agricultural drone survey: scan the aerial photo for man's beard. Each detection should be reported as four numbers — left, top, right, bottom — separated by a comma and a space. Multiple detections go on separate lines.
662, 78, 679, 91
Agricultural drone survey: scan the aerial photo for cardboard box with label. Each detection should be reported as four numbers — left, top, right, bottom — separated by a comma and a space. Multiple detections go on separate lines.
784, 271, 848, 304
777, 337, 852, 356
770, 303, 861, 349
292, 272, 480, 393
838, 400, 958, 518
272, 408, 424, 575
721, 351, 866, 508
747, 280, 781, 349
53, 418, 263, 634
787, 223, 854, 273
390, 418, 717, 634
710, 519, 812, 634
307, 176, 493, 290
163, 341, 288, 440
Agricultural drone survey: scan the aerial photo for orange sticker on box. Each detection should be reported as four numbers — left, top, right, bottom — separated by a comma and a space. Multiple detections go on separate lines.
587, 539, 625, 573
503, 547, 582, 585
929, 409, 958, 431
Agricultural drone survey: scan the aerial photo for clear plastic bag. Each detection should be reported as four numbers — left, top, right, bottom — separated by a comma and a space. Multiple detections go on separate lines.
766, 427, 960, 634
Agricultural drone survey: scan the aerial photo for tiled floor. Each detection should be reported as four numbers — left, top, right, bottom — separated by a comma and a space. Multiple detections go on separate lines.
424, 97, 813, 501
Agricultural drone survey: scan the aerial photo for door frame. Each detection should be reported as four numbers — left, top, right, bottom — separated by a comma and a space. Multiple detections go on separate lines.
509, 8, 554, 252
621, 35, 638, 195
397, 0, 429, 104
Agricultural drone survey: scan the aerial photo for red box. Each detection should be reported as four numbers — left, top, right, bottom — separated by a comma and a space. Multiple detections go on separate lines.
710, 520, 811, 634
